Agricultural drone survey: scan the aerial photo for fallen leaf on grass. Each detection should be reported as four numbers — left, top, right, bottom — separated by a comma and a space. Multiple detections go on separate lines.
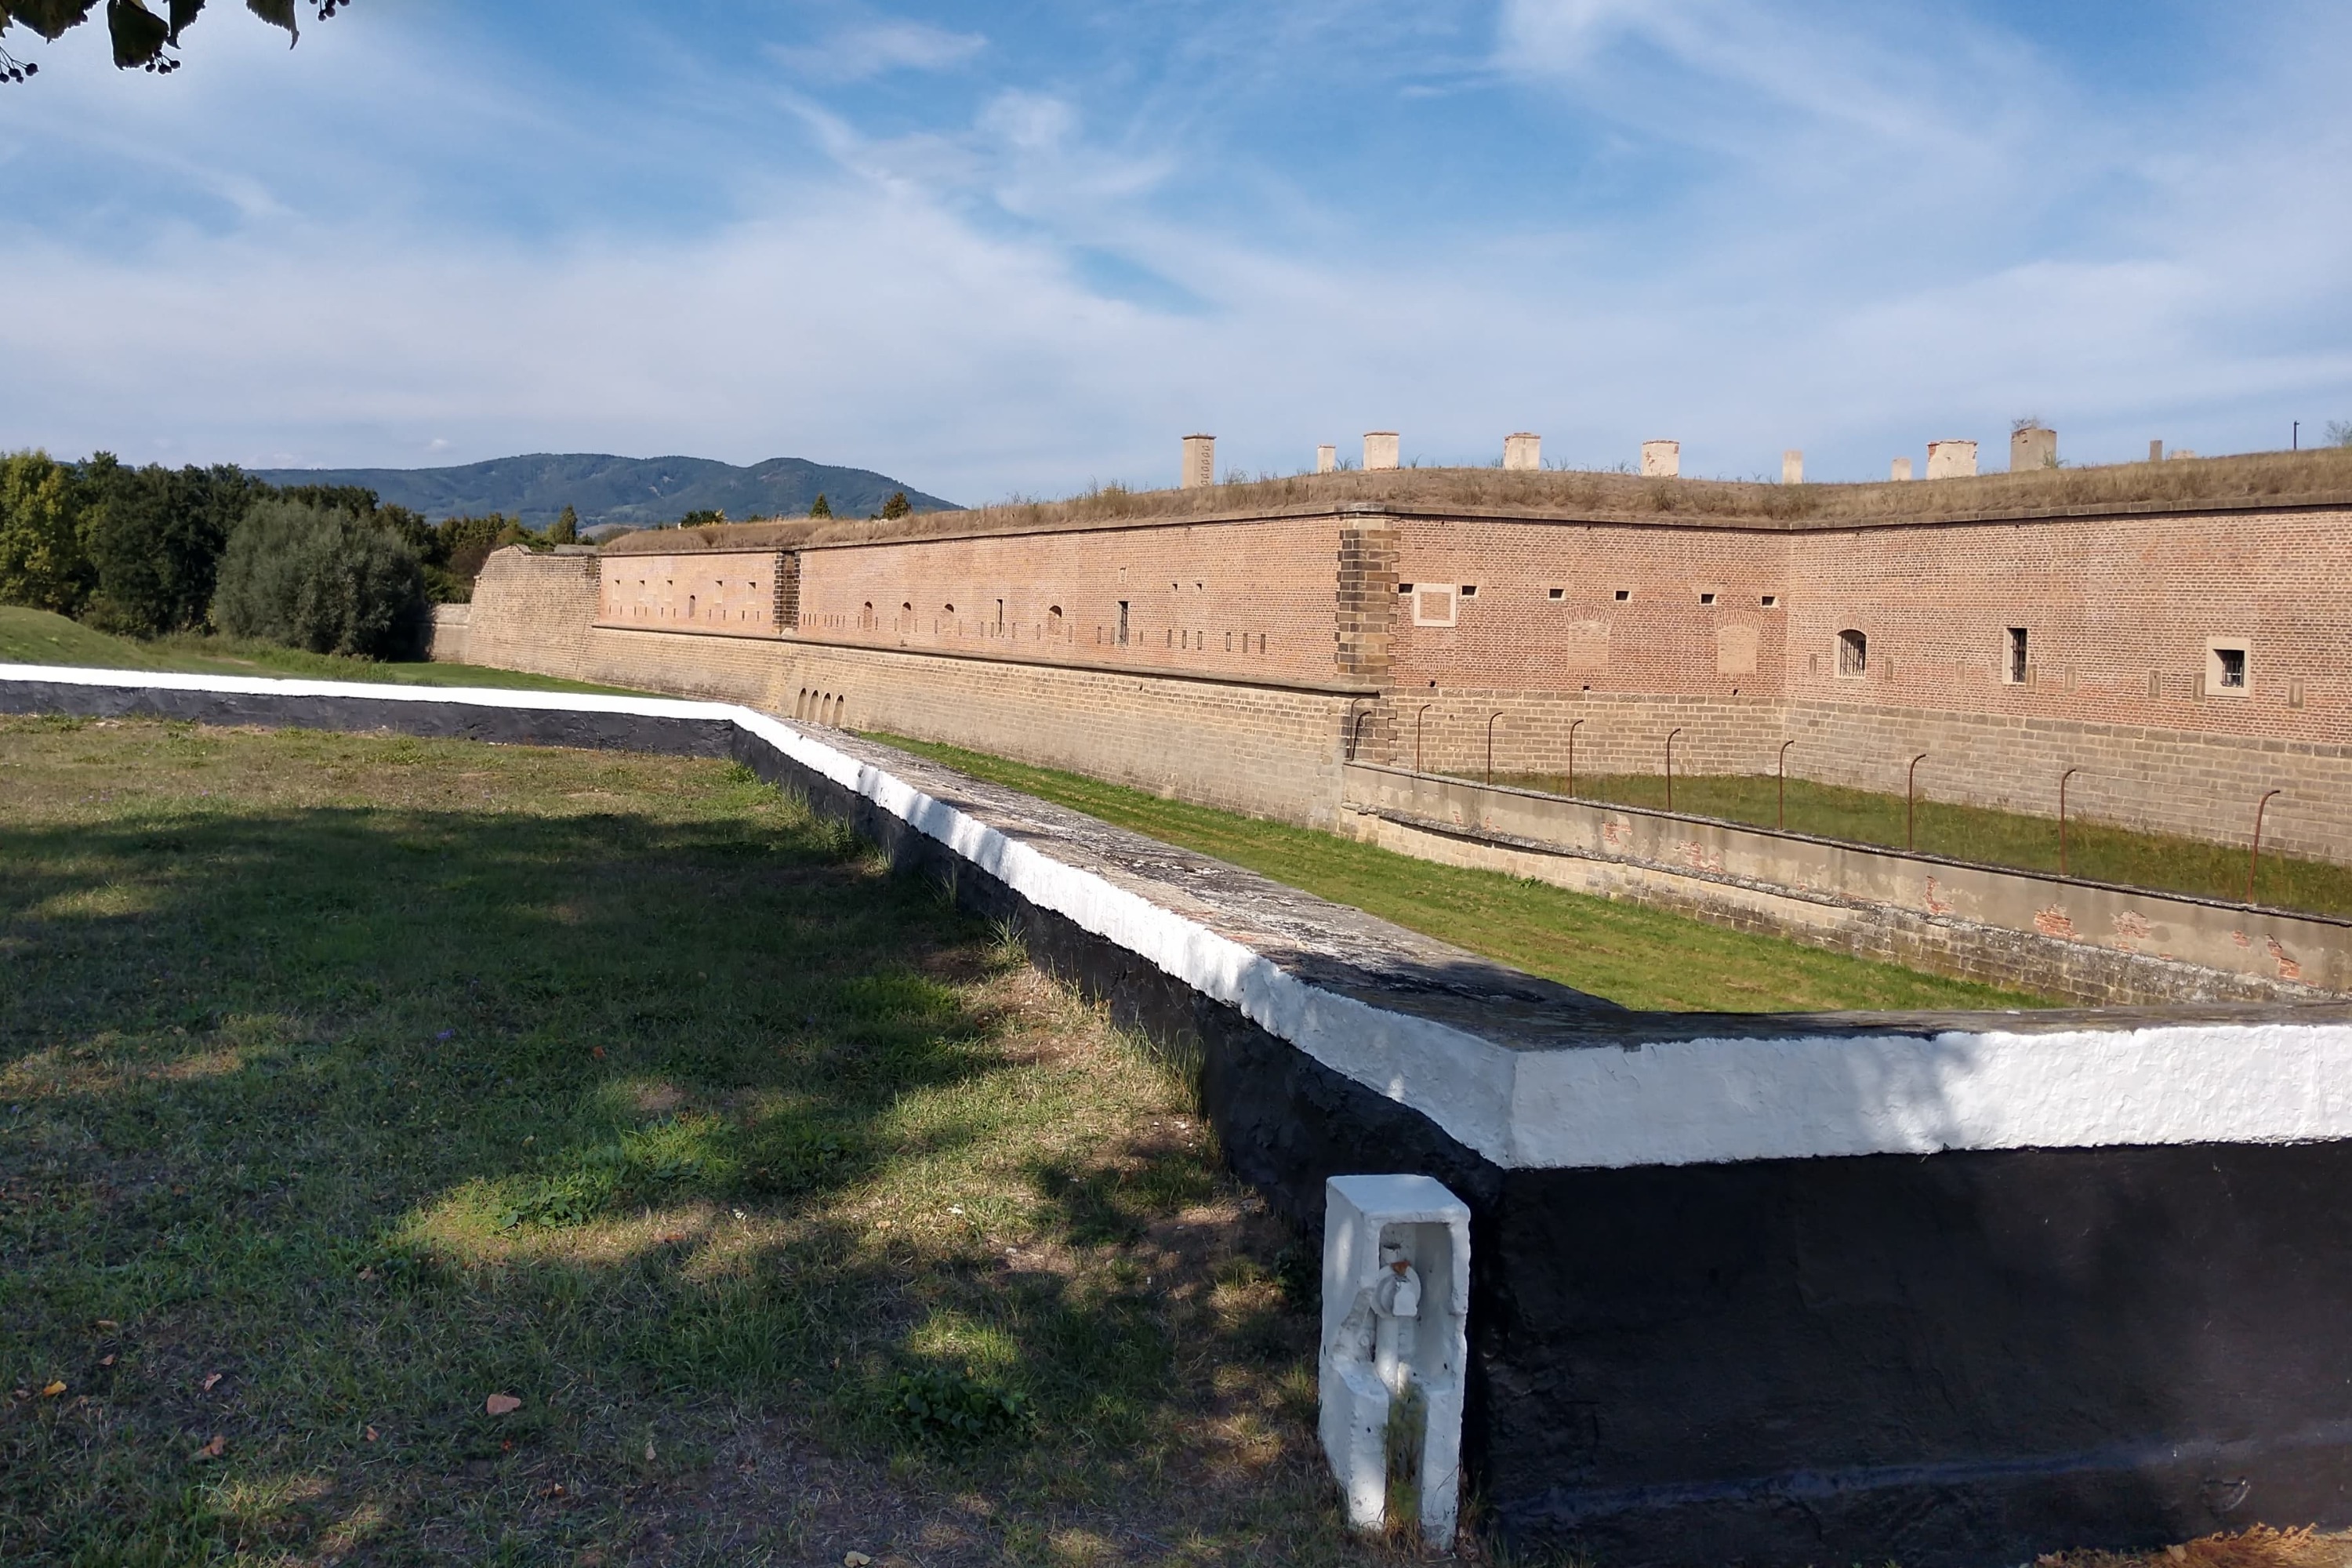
197, 1434, 226, 1459
844, 1555, 873, 1567
591, 1047, 605, 1059
365, 1425, 379, 1442
95, 1319, 119, 1330
485, 1393, 522, 1416
41, 1381, 66, 1398
100, 1356, 115, 1368
201, 1372, 222, 1392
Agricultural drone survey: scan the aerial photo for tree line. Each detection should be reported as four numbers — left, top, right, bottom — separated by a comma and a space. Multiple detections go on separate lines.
0, 450, 578, 660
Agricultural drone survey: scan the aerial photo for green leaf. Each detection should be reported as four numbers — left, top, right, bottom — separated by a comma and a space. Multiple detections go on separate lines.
166, 0, 199, 43
10, 0, 96, 42
243, 0, 292, 43
106, 0, 166, 66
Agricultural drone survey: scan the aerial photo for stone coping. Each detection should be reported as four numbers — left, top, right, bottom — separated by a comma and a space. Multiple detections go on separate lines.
7, 662, 2351, 1174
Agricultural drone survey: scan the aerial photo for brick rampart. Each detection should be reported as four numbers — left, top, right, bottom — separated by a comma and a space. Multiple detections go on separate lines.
486, 604, 1356, 826
456, 497, 2352, 862
465, 549, 598, 677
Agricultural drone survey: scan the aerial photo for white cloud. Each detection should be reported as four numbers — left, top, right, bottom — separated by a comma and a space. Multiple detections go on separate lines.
770, 20, 985, 82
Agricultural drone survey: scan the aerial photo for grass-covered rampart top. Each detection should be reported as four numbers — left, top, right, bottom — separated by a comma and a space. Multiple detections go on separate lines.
606, 445, 2352, 557
869, 734, 2043, 1013
0, 718, 1388, 1566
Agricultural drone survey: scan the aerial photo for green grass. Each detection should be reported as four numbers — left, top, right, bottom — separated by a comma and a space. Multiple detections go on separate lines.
867, 734, 2045, 1013
0, 717, 1406, 1566
0, 604, 637, 696
1494, 768, 2352, 919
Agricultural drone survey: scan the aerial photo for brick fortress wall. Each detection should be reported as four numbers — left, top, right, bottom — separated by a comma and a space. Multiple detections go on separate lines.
463, 497, 2352, 862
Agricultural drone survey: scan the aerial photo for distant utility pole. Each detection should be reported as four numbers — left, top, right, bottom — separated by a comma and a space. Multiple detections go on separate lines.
2294, 421, 2300, 451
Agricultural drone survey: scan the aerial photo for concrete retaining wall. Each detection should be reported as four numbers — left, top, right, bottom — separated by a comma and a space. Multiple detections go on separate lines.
1344, 764, 2347, 1004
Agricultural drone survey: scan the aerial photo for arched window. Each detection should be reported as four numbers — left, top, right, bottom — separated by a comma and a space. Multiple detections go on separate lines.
1837, 629, 1867, 677
861, 601, 875, 630
1047, 605, 1063, 638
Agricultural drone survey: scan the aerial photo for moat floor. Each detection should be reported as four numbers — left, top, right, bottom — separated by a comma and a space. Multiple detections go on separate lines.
869, 733, 2045, 1013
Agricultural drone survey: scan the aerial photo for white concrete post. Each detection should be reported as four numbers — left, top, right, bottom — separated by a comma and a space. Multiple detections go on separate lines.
1181, 434, 1216, 490
1503, 433, 1541, 471
1891, 456, 1915, 481
1926, 439, 1978, 479
1782, 449, 1804, 485
1319, 1174, 1471, 1550
1317, 444, 1338, 474
1364, 432, 1401, 472
1640, 439, 1680, 477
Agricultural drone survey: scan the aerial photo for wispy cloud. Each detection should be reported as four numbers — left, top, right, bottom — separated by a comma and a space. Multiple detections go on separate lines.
769, 19, 985, 81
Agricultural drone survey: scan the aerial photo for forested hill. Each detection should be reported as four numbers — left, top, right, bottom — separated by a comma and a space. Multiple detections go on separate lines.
249, 453, 960, 530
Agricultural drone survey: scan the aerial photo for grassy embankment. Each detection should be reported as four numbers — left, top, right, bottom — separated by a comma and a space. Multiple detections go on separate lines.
0, 717, 1402, 1566
869, 735, 2042, 1013
1492, 768, 2352, 920
0, 604, 633, 696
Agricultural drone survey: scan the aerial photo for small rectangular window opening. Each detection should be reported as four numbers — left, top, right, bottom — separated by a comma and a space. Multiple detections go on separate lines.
2217, 648, 2247, 688
1760, 594, 1777, 608
1459, 584, 1478, 597
1547, 587, 1565, 600
2007, 627, 2029, 684
1116, 601, 1130, 645
1698, 591, 1716, 605
1613, 589, 1631, 601
1397, 582, 1415, 593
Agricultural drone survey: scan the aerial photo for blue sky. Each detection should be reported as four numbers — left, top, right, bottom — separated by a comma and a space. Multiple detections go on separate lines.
2, 0, 2347, 503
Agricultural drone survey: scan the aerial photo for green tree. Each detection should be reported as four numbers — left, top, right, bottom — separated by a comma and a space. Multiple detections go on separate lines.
808, 494, 832, 519
677, 508, 727, 528
0, 450, 93, 614
78, 456, 266, 635
880, 490, 912, 521
549, 504, 579, 544
0, 1, 343, 85
211, 498, 427, 659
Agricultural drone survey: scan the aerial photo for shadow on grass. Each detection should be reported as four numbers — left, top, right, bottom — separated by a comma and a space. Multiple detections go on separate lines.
0, 785, 1325, 1563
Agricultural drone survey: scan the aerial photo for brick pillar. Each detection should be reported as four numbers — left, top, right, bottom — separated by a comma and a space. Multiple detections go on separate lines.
1337, 509, 1398, 762
774, 550, 801, 631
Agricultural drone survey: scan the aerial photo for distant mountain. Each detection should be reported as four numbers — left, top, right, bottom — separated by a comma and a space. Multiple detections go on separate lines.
250, 453, 960, 530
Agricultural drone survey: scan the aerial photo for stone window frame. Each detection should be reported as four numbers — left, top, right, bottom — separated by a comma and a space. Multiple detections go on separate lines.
2205, 637, 2252, 698
1413, 585, 1460, 627
1836, 628, 1868, 678
2005, 626, 2031, 685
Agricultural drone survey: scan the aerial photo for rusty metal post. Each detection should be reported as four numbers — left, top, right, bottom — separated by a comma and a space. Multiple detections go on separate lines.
2249, 788, 2283, 904
1486, 711, 1504, 784
1568, 718, 1584, 799
1777, 739, 1795, 830
1906, 752, 1929, 851
1414, 703, 1432, 774
2058, 767, 2081, 877
1665, 727, 1684, 813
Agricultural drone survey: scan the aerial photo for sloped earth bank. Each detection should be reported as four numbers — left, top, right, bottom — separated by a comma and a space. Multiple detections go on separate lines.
0, 717, 1407, 1566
